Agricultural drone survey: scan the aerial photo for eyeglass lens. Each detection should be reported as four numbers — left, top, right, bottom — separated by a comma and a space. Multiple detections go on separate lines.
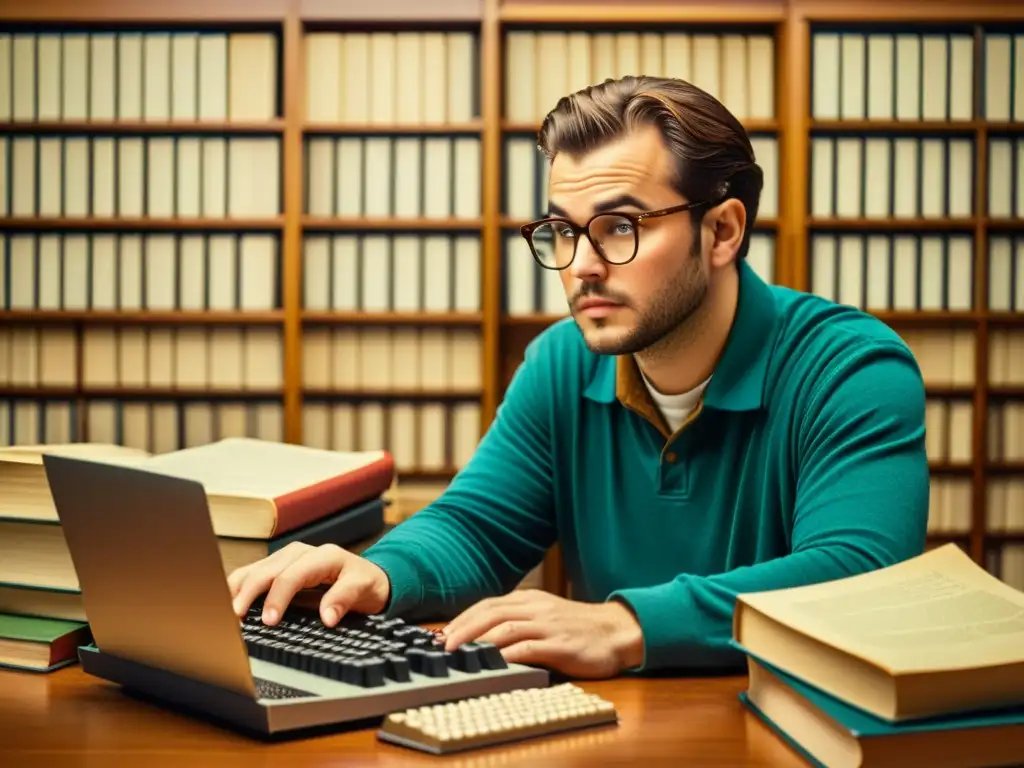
530, 214, 638, 268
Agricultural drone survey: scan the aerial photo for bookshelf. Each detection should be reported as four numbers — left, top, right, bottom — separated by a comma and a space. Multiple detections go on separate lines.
1, 0, 1023, 596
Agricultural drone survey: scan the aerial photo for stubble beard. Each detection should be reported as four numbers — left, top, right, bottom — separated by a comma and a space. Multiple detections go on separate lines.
575, 241, 708, 358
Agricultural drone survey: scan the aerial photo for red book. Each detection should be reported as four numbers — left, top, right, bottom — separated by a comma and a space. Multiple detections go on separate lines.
138, 438, 396, 538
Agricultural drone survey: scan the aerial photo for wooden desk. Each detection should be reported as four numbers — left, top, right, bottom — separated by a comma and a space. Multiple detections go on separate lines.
0, 665, 808, 767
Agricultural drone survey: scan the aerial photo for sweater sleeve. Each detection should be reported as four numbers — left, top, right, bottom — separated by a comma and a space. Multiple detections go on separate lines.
360, 334, 558, 621
606, 341, 930, 672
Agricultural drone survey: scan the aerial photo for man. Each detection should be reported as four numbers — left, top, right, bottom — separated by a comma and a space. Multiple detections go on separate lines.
228, 76, 929, 679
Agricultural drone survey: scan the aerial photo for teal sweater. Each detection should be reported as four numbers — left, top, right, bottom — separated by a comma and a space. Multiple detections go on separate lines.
362, 261, 930, 671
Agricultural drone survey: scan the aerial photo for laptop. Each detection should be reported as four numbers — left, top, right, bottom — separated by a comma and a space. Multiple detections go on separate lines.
42, 453, 550, 736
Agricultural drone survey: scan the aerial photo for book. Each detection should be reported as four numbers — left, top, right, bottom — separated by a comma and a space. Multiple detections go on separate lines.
0, 495, 389, 594
740, 656, 1024, 768
0, 612, 92, 672
3, 438, 396, 539
129, 438, 395, 538
732, 544, 1024, 722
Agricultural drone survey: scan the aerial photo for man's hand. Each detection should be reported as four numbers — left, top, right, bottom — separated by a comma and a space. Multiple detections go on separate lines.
439, 590, 644, 678
226, 542, 391, 627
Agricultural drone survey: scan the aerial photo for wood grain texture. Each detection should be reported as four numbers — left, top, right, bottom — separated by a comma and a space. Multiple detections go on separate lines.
500, 1, 785, 24
0, 0, 289, 22
0, 666, 807, 767
970, 24, 990, 567
794, 0, 1024, 22
300, 0, 483, 21
282, 9, 305, 445
480, 0, 503, 433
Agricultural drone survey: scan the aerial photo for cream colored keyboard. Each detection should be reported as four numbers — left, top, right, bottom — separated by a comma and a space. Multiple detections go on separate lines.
377, 682, 619, 754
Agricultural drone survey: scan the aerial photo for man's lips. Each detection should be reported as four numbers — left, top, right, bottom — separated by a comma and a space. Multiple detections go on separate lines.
576, 298, 622, 310
576, 298, 624, 318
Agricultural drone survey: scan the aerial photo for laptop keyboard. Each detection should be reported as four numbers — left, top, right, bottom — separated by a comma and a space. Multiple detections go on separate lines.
241, 605, 508, 689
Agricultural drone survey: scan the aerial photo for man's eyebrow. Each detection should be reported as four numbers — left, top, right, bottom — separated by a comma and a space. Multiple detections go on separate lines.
547, 194, 651, 220
547, 201, 571, 218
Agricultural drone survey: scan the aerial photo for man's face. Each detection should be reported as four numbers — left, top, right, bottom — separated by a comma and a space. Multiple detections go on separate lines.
546, 124, 709, 356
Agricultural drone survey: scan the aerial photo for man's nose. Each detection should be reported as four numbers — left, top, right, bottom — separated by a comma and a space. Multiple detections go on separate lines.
569, 234, 606, 280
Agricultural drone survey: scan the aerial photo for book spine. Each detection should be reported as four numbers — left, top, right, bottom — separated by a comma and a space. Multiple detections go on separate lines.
270, 453, 396, 536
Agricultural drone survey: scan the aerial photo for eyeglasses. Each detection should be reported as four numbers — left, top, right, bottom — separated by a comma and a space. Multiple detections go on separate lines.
519, 199, 716, 270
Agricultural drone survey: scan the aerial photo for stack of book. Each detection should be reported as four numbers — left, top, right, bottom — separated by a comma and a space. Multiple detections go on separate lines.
0, 437, 395, 673
731, 544, 1024, 767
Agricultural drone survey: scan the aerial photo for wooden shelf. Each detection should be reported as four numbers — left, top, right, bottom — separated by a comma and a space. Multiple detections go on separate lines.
808, 217, 977, 232
926, 532, 971, 545
929, 462, 975, 474
988, 313, 1024, 326
0, 120, 285, 135
988, 532, 1024, 543
0, 218, 285, 232
0, 310, 284, 325
300, 0, 482, 22
303, 121, 483, 135
988, 461, 1024, 474
303, 311, 482, 326
302, 216, 483, 231
502, 313, 567, 327
303, 388, 482, 401
501, 118, 780, 134
0, 0, 290, 22
398, 468, 461, 482
989, 386, 1024, 399
871, 310, 981, 327
921, 385, 977, 399
0, 387, 283, 399
797, 1, 1024, 22
985, 218, 1024, 230
985, 122, 1024, 134
809, 119, 980, 134
499, 2, 786, 24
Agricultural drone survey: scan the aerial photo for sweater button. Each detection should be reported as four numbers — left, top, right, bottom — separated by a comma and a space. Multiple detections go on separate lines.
665, 452, 677, 463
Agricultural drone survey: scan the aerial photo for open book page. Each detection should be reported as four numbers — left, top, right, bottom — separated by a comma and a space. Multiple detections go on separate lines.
139, 438, 388, 498
738, 545, 1024, 674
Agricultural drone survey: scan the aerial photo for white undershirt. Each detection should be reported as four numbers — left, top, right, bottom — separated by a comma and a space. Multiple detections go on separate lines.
639, 369, 711, 434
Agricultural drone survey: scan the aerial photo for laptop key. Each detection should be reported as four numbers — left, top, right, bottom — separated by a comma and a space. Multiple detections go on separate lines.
419, 651, 449, 678
447, 644, 482, 673
383, 653, 411, 682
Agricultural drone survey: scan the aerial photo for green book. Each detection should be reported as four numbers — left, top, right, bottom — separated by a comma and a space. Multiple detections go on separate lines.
0, 612, 92, 673
738, 650, 1024, 768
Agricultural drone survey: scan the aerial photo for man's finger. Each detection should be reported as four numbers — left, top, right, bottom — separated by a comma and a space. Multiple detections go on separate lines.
226, 565, 250, 600
441, 600, 534, 651
230, 546, 309, 618
260, 548, 348, 626
441, 589, 539, 639
317, 574, 372, 626
475, 618, 547, 649
499, 638, 568, 669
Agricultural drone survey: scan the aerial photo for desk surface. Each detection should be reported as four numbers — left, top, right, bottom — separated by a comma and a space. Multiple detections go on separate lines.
0, 665, 809, 767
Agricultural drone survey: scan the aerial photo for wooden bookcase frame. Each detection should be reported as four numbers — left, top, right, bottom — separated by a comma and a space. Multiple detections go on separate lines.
2, 0, 1023, 595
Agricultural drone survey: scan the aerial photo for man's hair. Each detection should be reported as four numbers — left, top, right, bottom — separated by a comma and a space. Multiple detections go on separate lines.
536, 75, 764, 260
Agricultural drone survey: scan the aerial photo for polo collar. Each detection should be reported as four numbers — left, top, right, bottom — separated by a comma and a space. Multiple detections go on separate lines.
582, 259, 779, 413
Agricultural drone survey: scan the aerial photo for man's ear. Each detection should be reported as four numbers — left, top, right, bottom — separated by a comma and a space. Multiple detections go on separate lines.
705, 198, 746, 269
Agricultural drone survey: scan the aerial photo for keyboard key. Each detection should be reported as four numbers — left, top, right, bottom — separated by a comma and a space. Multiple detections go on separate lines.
447, 645, 482, 674
420, 651, 449, 678
469, 641, 508, 670
383, 654, 411, 682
